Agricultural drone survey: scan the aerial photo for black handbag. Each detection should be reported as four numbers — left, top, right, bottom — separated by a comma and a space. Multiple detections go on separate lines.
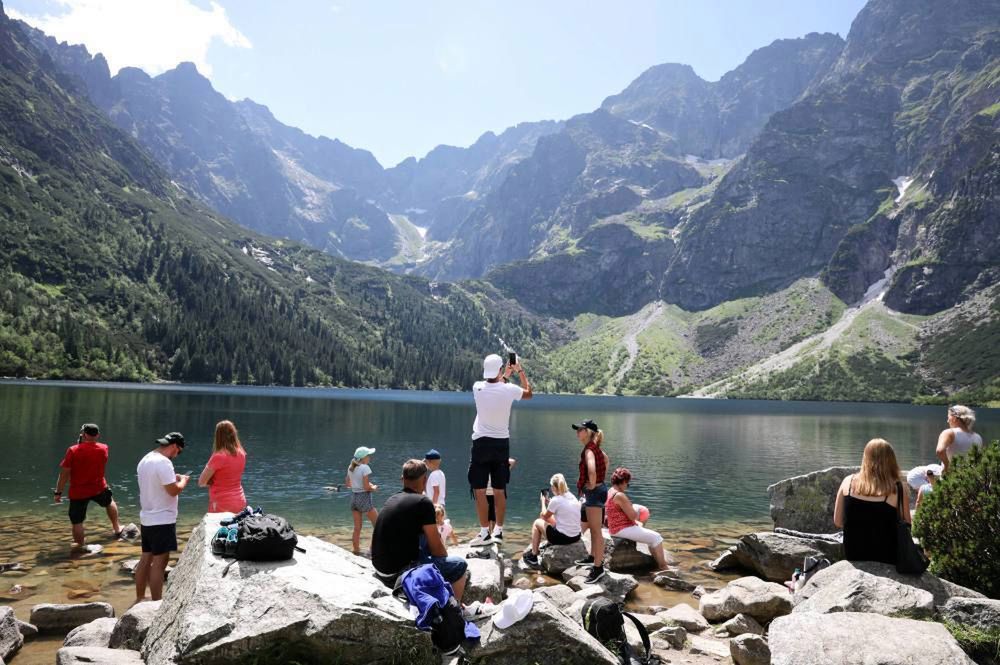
895, 482, 929, 575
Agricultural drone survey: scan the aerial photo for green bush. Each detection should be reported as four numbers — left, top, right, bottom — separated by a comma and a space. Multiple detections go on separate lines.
913, 441, 1000, 598
942, 620, 1000, 665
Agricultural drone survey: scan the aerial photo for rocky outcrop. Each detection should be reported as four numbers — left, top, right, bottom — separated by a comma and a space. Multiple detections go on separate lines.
469, 592, 618, 665
711, 531, 843, 581
658, 603, 709, 633
56, 647, 145, 665
940, 597, 1000, 632
109, 601, 161, 651
29, 603, 115, 634
730, 633, 770, 665
63, 617, 115, 648
538, 541, 588, 577
793, 560, 983, 619
141, 513, 435, 665
700, 576, 793, 623
0, 607, 22, 662
766, 466, 857, 533
451, 545, 505, 604
769, 612, 975, 665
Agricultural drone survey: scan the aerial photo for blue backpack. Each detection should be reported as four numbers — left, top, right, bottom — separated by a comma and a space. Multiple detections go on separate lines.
394, 564, 477, 655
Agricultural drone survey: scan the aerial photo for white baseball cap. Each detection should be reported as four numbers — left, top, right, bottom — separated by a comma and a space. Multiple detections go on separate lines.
482, 354, 504, 379
492, 589, 533, 629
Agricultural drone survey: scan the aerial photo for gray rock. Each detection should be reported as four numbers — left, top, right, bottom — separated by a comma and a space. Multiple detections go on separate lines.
657, 603, 710, 632
63, 617, 116, 648
650, 625, 687, 650
533, 585, 578, 612
538, 541, 588, 576
0, 564, 25, 574
141, 514, 434, 665
469, 593, 619, 665
700, 576, 793, 623
109, 601, 161, 651
29, 603, 115, 634
692, 585, 711, 599
16, 619, 37, 640
713, 531, 843, 582
730, 633, 770, 665
118, 523, 140, 541
769, 612, 975, 665
604, 538, 657, 573
629, 612, 665, 633
0, 607, 23, 662
451, 545, 505, 604
566, 570, 638, 603
721, 613, 764, 636
56, 646, 145, 665
793, 560, 983, 619
940, 597, 1000, 631
120, 559, 171, 578
767, 466, 858, 533
653, 571, 696, 592
688, 634, 731, 658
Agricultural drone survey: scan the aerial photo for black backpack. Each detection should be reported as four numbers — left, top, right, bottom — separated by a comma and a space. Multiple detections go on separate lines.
581, 597, 651, 665
393, 564, 467, 656
235, 513, 300, 561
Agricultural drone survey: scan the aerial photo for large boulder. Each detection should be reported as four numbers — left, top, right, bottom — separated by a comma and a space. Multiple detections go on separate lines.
56, 647, 145, 665
142, 513, 435, 665
583, 530, 675, 573
767, 466, 857, 533
940, 597, 1000, 631
63, 617, 116, 648
451, 545, 504, 604
0, 607, 22, 662
29, 603, 115, 634
109, 601, 161, 651
469, 592, 619, 665
793, 560, 984, 619
730, 633, 770, 665
711, 531, 843, 582
700, 576, 793, 623
538, 541, 588, 576
769, 612, 975, 664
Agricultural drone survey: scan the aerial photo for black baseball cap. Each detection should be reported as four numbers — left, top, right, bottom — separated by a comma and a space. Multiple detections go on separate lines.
156, 432, 185, 448
571, 419, 599, 432
80, 423, 100, 436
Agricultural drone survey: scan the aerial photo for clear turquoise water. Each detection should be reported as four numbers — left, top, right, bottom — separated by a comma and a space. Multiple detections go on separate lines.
0, 380, 995, 531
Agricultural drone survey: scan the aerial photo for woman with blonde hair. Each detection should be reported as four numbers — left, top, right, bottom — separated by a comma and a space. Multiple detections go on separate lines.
198, 420, 248, 513
936, 405, 983, 474
833, 438, 910, 564
574, 419, 609, 583
522, 473, 581, 568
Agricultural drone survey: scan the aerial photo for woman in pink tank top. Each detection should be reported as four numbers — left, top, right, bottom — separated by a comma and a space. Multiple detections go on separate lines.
605, 467, 671, 570
198, 420, 247, 514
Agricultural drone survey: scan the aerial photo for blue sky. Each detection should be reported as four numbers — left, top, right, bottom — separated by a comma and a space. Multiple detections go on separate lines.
8, 0, 867, 167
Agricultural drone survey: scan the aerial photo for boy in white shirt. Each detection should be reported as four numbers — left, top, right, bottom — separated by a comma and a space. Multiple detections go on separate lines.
424, 449, 446, 506
135, 432, 189, 602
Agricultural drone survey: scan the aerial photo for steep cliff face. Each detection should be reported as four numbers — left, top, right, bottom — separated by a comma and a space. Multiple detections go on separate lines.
662, 0, 1000, 312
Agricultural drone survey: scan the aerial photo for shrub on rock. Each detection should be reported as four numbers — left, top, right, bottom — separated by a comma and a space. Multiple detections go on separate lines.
913, 441, 1000, 599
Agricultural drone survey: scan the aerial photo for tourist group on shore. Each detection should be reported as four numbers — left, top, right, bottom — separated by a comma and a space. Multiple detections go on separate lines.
53, 353, 985, 608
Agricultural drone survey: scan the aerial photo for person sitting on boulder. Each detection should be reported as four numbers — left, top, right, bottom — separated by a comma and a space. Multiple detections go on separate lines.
605, 467, 671, 570
833, 438, 910, 564
914, 466, 939, 512
523, 473, 582, 568
372, 459, 468, 602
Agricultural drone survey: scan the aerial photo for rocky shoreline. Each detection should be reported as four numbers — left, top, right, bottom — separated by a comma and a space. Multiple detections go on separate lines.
2, 467, 997, 664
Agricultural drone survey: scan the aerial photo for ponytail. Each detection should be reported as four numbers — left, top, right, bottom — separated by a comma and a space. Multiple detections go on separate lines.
592, 430, 604, 447
348, 459, 360, 473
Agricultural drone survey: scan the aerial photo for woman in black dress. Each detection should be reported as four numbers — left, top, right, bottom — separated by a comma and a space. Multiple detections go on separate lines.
833, 438, 911, 564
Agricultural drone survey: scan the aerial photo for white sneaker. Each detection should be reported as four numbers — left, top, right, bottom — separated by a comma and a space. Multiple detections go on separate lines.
470, 532, 493, 547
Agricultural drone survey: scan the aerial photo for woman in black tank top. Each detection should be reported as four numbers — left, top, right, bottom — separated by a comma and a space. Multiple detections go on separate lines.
833, 438, 911, 564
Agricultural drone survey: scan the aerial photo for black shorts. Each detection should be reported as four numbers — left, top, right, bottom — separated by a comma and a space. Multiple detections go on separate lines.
546, 524, 581, 546
68, 488, 114, 525
468, 437, 510, 490
141, 523, 178, 555
487, 494, 496, 522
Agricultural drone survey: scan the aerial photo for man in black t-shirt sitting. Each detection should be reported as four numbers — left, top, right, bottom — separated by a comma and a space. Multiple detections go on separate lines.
371, 459, 468, 601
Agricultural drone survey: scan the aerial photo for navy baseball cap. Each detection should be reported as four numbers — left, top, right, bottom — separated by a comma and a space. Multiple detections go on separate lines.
424, 449, 442, 460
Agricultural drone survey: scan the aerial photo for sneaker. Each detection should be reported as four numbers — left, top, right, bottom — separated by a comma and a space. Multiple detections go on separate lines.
224, 526, 239, 557
584, 566, 606, 583
469, 533, 493, 547
522, 552, 540, 569
574, 555, 594, 565
220, 506, 253, 526
211, 527, 229, 555
492, 529, 504, 541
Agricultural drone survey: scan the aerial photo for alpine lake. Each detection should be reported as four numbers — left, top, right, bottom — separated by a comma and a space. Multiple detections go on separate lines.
0, 381, 996, 663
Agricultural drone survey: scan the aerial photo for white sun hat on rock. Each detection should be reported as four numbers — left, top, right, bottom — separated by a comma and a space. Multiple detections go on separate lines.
492, 589, 533, 629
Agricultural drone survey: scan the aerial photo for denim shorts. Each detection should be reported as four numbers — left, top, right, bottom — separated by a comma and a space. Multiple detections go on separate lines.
421, 554, 468, 584
583, 483, 608, 508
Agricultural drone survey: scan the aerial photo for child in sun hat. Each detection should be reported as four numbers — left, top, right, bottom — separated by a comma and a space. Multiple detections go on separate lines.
345, 446, 378, 556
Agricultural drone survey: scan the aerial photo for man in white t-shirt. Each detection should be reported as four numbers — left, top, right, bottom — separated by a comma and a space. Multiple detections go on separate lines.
424, 449, 446, 506
135, 432, 190, 602
469, 354, 532, 545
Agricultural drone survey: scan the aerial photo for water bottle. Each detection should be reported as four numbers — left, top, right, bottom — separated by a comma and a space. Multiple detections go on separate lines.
793, 567, 804, 592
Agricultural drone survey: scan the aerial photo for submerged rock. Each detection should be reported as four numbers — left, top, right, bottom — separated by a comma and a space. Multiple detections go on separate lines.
109, 601, 161, 651
29, 602, 114, 634
0, 606, 23, 662
793, 560, 983, 618
769, 612, 975, 664
700, 576, 793, 623
56, 646, 145, 665
63, 617, 116, 648
767, 466, 857, 533
142, 513, 434, 665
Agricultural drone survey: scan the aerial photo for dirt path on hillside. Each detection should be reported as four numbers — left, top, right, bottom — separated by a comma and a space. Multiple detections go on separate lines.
609, 301, 664, 391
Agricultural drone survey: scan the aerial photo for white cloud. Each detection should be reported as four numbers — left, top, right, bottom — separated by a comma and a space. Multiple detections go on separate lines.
11, 0, 251, 76
435, 42, 469, 76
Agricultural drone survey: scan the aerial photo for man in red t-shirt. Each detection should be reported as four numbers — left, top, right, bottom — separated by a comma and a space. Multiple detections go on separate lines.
54, 423, 122, 546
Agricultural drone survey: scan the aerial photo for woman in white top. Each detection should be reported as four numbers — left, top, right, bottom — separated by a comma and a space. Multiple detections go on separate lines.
936, 405, 983, 474
522, 473, 581, 568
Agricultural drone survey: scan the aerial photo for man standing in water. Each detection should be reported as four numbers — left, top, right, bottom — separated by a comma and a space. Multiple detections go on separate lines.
469, 354, 532, 545
54, 423, 122, 547
135, 432, 189, 602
